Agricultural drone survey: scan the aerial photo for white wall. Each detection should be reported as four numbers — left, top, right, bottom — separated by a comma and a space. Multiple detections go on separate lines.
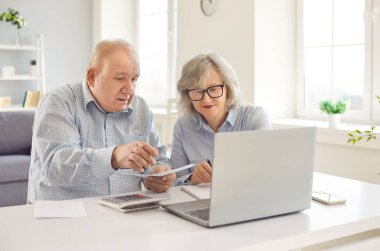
254, 0, 296, 118
177, 0, 255, 104
92, 0, 136, 46
316, 143, 380, 185
0, 0, 92, 103
272, 120, 380, 185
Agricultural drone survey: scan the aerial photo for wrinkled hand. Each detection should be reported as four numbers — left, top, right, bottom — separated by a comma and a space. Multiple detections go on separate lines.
190, 161, 212, 184
111, 141, 158, 172
144, 166, 175, 193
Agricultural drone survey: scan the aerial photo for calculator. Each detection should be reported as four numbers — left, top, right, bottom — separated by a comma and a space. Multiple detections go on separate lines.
98, 193, 168, 213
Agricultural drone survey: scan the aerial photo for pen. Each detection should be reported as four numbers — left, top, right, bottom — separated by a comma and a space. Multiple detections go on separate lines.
206, 159, 212, 167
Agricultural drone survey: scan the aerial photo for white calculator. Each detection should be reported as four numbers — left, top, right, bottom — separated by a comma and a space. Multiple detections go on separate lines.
98, 193, 168, 213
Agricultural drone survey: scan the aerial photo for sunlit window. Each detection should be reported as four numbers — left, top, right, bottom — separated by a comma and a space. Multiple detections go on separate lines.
136, 0, 177, 109
298, 0, 374, 121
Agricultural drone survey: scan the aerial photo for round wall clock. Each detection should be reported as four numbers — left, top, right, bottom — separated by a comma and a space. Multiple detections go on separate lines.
201, 0, 218, 17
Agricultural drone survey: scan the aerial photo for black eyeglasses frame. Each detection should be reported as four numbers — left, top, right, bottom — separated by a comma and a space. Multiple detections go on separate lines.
186, 83, 225, 101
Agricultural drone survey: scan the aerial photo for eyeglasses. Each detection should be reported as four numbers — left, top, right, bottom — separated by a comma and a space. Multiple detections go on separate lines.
186, 83, 225, 101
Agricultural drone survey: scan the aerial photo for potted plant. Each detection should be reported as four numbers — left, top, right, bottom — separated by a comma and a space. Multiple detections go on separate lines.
319, 99, 350, 128
0, 8, 26, 45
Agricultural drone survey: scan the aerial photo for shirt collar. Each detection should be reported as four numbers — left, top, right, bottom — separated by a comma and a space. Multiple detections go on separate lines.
225, 108, 237, 127
82, 80, 95, 111
194, 107, 237, 132
81, 79, 133, 115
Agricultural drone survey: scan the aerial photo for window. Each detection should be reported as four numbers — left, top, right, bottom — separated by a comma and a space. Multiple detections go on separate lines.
136, 0, 177, 109
297, 0, 378, 122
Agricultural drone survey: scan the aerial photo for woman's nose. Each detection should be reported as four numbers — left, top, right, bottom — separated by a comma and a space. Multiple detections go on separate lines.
202, 91, 212, 102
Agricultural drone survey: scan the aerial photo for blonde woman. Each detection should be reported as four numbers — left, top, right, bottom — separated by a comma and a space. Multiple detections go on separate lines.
171, 53, 271, 185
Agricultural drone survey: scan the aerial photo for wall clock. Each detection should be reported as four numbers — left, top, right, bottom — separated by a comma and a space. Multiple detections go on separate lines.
201, 0, 218, 17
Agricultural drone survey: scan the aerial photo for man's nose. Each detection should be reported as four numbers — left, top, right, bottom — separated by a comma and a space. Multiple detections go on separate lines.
122, 79, 135, 93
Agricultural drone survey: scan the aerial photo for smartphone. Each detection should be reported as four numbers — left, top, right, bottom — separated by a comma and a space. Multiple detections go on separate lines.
312, 191, 346, 205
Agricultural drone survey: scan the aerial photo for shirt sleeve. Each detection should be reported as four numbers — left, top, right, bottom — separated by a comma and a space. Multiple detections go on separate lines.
245, 106, 272, 130
170, 119, 192, 186
33, 94, 116, 187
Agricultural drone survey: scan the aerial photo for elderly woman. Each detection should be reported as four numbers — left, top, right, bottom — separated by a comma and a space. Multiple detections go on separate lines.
171, 53, 271, 185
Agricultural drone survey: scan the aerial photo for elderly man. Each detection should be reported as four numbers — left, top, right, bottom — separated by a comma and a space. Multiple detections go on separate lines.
28, 39, 175, 202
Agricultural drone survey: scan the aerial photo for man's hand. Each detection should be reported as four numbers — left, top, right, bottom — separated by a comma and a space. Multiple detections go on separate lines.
111, 141, 158, 172
144, 166, 175, 193
190, 161, 212, 184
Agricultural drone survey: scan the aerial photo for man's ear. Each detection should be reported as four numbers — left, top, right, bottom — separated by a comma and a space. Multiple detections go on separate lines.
87, 68, 96, 87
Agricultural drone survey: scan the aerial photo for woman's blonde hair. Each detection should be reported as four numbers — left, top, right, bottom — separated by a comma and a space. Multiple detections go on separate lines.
177, 53, 241, 116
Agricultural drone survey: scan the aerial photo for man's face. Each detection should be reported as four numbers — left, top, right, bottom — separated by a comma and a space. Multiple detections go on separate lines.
87, 49, 140, 112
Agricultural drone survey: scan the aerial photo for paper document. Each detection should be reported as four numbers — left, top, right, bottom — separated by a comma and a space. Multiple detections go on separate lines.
128, 163, 195, 178
33, 200, 87, 218
181, 183, 211, 200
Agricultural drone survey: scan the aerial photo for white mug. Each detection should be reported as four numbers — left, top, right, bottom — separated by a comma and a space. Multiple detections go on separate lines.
2, 66, 15, 77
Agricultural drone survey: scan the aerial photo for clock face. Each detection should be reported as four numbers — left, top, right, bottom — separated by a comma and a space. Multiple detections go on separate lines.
201, 0, 218, 17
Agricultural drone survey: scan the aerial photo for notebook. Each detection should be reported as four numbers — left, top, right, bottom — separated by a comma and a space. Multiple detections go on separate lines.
181, 183, 211, 200
162, 127, 317, 227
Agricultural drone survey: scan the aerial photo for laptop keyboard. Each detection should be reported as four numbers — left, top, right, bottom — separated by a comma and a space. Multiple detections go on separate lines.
185, 208, 209, 221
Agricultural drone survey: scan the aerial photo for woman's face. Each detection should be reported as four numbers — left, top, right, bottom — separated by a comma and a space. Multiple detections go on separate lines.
190, 69, 228, 126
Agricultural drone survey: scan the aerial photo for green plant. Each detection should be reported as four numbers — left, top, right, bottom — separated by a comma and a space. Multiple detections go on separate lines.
347, 96, 379, 144
319, 99, 350, 114
0, 8, 26, 29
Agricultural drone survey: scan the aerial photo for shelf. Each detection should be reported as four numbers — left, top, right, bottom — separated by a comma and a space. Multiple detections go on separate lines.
0, 75, 41, 81
0, 44, 38, 50
0, 105, 36, 111
0, 34, 46, 104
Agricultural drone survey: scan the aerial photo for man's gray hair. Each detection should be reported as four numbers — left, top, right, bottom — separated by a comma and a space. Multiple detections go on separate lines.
177, 53, 241, 116
88, 39, 139, 70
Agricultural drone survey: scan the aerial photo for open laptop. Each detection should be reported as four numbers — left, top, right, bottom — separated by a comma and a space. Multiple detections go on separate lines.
162, 127, 317, 227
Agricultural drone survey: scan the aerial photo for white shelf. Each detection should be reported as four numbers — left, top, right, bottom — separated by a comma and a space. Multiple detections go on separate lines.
0, 44, 38, 50
0, 75, 41, 81
0, 105, 36, 111
0, 34, 46, 105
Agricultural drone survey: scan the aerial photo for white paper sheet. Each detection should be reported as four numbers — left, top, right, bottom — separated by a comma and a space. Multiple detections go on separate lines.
128, 163, 195, 178
33, 200, 87, 218
181, 183, 211, 200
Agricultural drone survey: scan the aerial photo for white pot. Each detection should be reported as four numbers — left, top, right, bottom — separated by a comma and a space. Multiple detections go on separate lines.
328, 114, 341, 128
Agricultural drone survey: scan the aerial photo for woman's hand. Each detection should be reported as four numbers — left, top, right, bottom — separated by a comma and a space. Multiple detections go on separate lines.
190, 160, 212, 184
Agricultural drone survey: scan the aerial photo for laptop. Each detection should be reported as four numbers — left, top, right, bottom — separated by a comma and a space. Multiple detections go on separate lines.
162, 127, 317, 227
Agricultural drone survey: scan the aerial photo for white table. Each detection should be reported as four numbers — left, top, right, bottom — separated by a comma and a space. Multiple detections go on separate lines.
1, 173, 380, 251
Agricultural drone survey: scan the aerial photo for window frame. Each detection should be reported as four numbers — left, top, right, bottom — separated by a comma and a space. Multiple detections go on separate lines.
296, 0, 374, 123
135, 0, 177, 109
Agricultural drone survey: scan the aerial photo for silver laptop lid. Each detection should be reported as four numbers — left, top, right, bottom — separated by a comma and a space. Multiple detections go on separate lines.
209, 127, 316, 227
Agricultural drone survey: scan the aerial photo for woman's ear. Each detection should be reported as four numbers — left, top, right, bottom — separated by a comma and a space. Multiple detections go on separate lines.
87, 68, 96, 87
